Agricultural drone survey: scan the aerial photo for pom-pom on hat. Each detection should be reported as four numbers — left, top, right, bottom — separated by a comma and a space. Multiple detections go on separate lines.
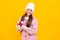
25, 2, 35, 12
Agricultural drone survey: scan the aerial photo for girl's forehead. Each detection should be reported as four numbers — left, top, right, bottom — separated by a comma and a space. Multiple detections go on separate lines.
27, 8, 32, 10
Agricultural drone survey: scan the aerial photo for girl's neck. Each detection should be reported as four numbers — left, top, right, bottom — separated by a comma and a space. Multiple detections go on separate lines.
27, 15, 29, 17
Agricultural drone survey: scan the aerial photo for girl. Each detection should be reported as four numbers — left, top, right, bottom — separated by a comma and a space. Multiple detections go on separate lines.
16, 2, 38, 40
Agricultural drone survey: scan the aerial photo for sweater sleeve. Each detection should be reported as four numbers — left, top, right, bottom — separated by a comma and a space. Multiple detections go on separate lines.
24, 18, 38, 34
16, 17, 22, 32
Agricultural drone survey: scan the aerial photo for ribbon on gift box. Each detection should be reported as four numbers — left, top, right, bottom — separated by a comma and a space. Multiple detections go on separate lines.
17, 21, 23, 27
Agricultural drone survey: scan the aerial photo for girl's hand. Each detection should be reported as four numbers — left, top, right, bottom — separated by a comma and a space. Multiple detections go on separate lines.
17, 25, 22, 30
22, 25, 26, 30
22, 25, 29, 30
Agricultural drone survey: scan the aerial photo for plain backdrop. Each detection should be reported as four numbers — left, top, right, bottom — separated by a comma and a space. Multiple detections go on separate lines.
0, 0, 60, 40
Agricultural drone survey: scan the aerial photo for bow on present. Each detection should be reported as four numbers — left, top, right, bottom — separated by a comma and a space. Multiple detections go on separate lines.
17, 21, 23, 27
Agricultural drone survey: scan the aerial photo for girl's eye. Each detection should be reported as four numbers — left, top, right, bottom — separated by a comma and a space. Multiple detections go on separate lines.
30, 10, 32, 12
27, 9, 29, 11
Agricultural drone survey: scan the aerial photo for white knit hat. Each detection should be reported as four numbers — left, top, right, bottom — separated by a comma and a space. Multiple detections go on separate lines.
25, 2, 34, 12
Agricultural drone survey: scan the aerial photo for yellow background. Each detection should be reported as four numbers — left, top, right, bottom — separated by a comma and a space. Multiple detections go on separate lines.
0, 0, 60, 40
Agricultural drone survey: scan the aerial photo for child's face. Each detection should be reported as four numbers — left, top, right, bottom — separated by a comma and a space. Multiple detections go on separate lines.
26, 8, 33, 16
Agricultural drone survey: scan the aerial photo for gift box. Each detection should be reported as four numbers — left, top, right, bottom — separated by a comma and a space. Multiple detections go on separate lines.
17, 21, 23, 27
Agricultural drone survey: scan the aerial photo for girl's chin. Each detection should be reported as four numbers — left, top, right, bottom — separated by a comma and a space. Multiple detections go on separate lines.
27, 14, 30, 16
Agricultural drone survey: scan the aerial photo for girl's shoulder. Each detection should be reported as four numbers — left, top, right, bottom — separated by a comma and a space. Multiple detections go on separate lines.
32, 16, 38, 24
32, 16, 37, 21
31, 16, 38, 27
